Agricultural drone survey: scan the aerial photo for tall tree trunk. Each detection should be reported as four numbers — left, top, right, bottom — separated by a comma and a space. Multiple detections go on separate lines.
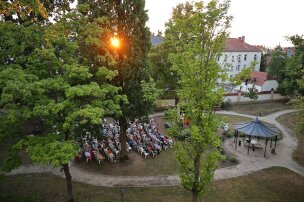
192, 153, 201, 202
192, 191, 198, 202
119, 116, 128, 160
63, 131, 74, 201
63, 163, 74, 202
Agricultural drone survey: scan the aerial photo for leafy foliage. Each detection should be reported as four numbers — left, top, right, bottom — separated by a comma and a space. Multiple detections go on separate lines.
0, 0, 75, 24
0, 149, 21, 172
270, 35, 304, 96
244, 85, 258, 110
268, 49, 288, 83
147, 40, 178, 99
165, 1, 231, 201
291, 97, 304, 134
290, 35, 304, 133
14, 135, 77, 167
0, 0, 48, 23
78, 0, 156, 159
0, 5, 125, 201
230, 61, 257, 86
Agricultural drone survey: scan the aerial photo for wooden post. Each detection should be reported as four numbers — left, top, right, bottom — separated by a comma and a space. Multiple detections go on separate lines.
264, 138, 268, 158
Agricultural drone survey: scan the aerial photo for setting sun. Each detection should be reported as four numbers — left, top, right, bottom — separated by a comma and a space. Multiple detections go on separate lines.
111, 37, 120, 48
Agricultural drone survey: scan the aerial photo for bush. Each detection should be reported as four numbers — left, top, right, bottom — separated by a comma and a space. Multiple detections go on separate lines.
225, 132, 233, 138
1, 150, 21, 172
229, 156, 237, 163
221, 99, 231, 110
239, 133, 245, 138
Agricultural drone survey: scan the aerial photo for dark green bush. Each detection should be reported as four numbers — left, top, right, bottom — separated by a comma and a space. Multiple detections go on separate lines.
1, 150, 21, 172
221, 99, 231, 110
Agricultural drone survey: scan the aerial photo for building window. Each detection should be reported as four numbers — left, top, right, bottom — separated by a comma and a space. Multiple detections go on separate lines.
224, 54, 227, 62
237, 55, 241, 62
230, 66, 233, 71
244, 64, 246, 69
217, 55, 220, 61
232, 56, 235, 62
237, 65, 240, 71
244, 54, 247, 61
254, 54, 257, 61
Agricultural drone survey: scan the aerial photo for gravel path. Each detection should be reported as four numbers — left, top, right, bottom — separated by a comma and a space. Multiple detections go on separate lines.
6, 109, 304, 187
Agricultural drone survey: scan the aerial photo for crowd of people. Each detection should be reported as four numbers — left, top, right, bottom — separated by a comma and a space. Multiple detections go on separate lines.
75, 118, 173, 164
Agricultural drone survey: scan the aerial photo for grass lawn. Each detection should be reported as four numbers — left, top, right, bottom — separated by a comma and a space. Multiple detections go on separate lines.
276, 112, 304, 166
0, 167, 303, 202
228, 101, 292, 116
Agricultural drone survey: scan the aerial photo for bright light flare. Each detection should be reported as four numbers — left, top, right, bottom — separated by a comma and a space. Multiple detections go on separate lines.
111, 37, 120, 48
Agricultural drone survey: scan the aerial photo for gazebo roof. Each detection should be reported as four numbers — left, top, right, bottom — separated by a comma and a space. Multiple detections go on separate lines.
234, 117, 280, 138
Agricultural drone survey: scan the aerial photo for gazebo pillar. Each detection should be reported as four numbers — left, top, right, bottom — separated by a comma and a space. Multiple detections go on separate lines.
234, 131, 238, 149
274, 136, 278, 152
264, 137, 268, 157
247, 136, 251, 155
270, 137, 273, 148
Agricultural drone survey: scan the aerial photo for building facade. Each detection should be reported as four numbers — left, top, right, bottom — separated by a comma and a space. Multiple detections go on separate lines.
217, 36, 262, 80
234, 71, 278, 92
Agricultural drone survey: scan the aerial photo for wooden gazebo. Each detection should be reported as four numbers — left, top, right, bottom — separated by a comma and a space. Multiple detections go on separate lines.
234, 117, 280, 157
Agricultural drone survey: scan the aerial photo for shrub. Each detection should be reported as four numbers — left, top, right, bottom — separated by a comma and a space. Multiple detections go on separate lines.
225, 132, 232, 138
1, 150, 21, 172
229, 156, 237, 163
221, 99, 231, 110
239, 133, 245, 137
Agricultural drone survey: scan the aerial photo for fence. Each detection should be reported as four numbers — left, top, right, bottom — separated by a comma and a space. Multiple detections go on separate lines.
223, 90, 287, 104
156, 91, 287, 107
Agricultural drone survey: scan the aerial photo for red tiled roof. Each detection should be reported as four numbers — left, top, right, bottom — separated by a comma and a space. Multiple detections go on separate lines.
250, 71, 268, 86
253, 45, 268, 52
225, 37, 262, 52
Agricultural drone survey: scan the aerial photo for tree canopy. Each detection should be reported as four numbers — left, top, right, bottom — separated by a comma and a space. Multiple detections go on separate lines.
165, 1, 231, 201
148, 40, 178, 99
0, 4, 125, 201
79, 0, 157, 159
268, 35, 304, 96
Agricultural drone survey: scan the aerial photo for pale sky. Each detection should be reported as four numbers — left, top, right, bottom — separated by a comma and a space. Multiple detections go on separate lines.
145, 0, 304, 48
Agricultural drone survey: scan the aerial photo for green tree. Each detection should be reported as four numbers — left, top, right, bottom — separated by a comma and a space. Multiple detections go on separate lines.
268, 49, 288, 82
260, 51, 271, 72
148, 40, 178, 100
0, 8, 123, 201
244, 85, 258, 110
79, 0, 155, 159
0, 0, 74, 24
276, 35, 304, 96
230, 62, 257, 87
288, 35, 304, 133
165, 1, 231, 201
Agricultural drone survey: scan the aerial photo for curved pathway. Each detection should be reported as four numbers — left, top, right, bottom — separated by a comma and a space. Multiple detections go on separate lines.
215, 109, 304, 179
6, 109, 304, 187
